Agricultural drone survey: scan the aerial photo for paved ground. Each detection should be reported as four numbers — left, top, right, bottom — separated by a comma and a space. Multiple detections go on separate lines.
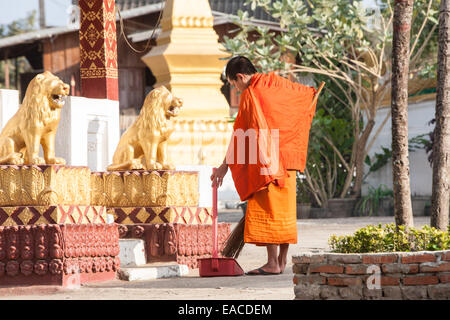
1, 213, 431, 300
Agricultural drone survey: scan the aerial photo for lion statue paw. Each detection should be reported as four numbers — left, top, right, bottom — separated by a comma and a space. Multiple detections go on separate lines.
46, 157, 66, 165
130, 159, 144, 170
9, 153, 24, 165
146, 160, 163, 170
30, 156, 46, 165
161, 163, 175, 170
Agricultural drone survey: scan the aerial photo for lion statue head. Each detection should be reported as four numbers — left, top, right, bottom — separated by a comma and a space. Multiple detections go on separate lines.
136, 85, 183, 130
22, 71, 70, 124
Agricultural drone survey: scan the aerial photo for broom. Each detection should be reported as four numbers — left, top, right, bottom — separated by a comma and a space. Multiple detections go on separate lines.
221, 82, 325, 259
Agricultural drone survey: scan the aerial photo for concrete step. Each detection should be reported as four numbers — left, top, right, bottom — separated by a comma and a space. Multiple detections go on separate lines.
118, 264, 189, 281
118, 239, 147, 267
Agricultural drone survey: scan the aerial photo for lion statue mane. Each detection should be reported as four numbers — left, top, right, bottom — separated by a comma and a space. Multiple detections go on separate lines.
0, 71, 69, 165
107, 85, 183, 171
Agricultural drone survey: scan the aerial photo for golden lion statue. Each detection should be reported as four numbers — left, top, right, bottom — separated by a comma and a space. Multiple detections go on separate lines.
0, 71, 69, 165
107, 86, 183, 171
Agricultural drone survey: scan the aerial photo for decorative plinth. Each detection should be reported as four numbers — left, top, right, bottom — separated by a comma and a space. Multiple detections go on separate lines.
119, 223, 230, 269
0, 223, 120, 287
0, 165, 91, 206
90, 170, 199, 207
0, 205, 107, 226
110, 206, 212, 225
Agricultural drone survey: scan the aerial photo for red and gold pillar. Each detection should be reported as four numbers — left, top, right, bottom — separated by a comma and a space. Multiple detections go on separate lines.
79, 0, 118, 101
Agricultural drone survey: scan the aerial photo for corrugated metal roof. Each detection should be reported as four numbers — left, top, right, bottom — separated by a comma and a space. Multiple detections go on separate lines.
0, 1, 280, 51
116, 0, 277, 22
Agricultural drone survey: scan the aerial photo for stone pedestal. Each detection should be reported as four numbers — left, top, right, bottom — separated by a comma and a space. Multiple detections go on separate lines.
90, 170, 199, 207
0, 165, 91, 206
118, 239, 146, 267
91, 168, 230, 269
118, 223, 230, 269
55, 96, 120, 172
0, 224, 119, 287
0, 165, 117, 288
0, 165, 108, 227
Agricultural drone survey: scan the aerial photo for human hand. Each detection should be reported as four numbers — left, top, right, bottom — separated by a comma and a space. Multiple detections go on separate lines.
210, 163, 228, 188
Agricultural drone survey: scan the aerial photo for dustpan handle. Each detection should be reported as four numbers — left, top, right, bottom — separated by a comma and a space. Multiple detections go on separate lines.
212, 168, 219, 261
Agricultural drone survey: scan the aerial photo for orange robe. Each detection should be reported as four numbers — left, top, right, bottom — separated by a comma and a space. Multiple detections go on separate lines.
227, 72, 317, 245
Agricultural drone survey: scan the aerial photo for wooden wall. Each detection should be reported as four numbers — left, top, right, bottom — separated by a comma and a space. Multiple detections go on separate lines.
43, 32, 81, 97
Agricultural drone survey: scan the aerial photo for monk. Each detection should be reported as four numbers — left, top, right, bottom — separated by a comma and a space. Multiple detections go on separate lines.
211, 56, 318, 275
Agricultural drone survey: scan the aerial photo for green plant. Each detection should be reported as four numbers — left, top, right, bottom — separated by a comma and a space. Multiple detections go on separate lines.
363, 147, 392, 181
223, 0, 438, 201
329, 223, 450, 253
355, 184, 393, 216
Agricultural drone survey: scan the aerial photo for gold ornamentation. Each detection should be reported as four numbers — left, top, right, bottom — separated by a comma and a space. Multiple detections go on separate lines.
84, 10, 101, 22
84, 23, 103, 47
0, 71, 69, 166
170, 16, 214, 28
17, 208, 34, 225
90, 170, 199, 207
107, 86, 183, 171
0, 166, 91, 206
80, 67, 118, 79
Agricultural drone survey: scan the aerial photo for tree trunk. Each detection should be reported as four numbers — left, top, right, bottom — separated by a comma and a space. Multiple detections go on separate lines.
391, 0, 414, 228
431, 0, 450, 231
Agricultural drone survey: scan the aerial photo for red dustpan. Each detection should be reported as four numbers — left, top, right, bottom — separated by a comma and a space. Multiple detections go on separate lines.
198, 168, 244, 277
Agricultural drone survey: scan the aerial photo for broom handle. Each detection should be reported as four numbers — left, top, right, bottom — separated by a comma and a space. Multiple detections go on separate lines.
212, 168, 219, 259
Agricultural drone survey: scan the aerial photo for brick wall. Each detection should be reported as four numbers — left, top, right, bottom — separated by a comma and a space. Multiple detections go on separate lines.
292, 250, 450, 300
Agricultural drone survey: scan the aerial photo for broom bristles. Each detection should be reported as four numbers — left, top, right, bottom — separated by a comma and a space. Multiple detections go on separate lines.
221, 216, 245, 259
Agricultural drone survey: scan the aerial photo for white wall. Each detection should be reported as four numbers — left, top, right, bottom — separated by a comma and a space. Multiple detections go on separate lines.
363, 100, 435, 196
0, 89, 19, 128
55, 96, 120, 171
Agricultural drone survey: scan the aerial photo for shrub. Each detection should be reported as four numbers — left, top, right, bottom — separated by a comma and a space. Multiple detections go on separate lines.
329, 223, 450, 253
355, 185, 393, 216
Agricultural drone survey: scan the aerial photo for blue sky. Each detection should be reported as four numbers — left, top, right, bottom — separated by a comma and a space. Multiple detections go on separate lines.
0, 0, 378, 28
0, 0, 71, 28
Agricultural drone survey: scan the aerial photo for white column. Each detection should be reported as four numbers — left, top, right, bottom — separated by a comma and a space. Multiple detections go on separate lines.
0, 89, 19, 129
55, 96, 120, 171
